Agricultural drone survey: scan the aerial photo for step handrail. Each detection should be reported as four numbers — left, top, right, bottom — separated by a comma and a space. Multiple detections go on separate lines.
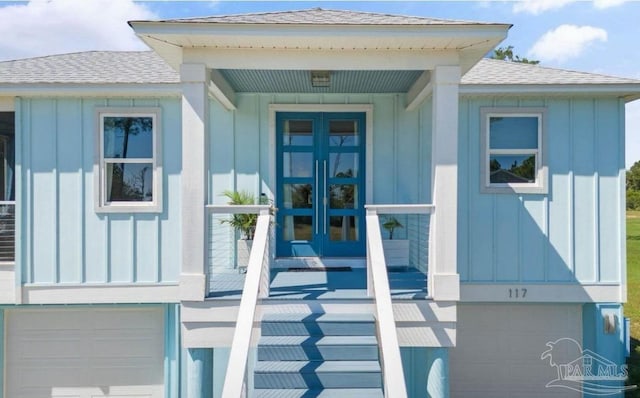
365, 208, 409, 398
220, 207, 272, 398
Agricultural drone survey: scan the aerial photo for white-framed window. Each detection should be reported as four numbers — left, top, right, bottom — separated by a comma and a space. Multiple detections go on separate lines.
480, 107, 547, 194
95, 107, 162, 212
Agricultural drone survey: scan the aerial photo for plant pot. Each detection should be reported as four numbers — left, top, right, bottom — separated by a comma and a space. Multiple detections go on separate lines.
236, 239, 253, 273
382, 239, 409, 267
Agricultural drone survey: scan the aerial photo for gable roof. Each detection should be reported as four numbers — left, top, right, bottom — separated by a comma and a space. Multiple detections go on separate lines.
147, 8, 498, 26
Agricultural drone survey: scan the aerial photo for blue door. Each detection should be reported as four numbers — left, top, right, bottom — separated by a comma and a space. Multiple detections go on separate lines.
276, 112, 366, 257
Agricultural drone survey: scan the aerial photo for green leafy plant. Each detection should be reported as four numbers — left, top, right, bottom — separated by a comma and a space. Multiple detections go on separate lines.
220, 190, 268, 240
382, 216, 403, 240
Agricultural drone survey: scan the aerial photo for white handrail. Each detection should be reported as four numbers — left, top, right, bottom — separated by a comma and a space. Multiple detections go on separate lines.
366, 210, 409, 398
220, 208, 272, 398
206, 204, 272, 214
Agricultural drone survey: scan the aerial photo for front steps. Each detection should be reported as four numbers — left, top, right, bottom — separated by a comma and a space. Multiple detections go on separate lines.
254, 313, 384, 398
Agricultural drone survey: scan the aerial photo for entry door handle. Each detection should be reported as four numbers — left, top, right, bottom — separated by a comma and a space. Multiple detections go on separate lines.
315, 160, 319, 235
323, 160, 327, 235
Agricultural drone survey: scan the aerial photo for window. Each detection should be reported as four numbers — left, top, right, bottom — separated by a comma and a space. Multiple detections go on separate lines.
96, 108, 162, 212
481, 108, 547, 194
0, 112, 15, 261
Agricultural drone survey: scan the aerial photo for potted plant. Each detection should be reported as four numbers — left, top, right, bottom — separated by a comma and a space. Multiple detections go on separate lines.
221, 190, 268, 271
381, 216, 409, 268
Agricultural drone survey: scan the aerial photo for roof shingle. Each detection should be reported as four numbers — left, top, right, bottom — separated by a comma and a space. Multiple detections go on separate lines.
150, 7, 496, 26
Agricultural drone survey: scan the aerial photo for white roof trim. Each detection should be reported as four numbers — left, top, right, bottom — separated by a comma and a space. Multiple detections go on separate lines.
0, 83, 181, 97
460, 84, 640, 101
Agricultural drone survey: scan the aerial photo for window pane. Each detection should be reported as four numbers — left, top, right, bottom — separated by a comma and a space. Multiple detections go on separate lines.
106, 162, 153, 202
329, 120, 359, 147
329, 153, 358, 178
284, 120, 313, 146
329, 184, 357, 209
283, 152, 313, 177
103, 116, 153, 158
0, 112, 14, 201
489, 116, 538, 150
283, 184, 312, 209
489, 154, 536, 183
283, 215, 312, 241
329, 216, 358, 241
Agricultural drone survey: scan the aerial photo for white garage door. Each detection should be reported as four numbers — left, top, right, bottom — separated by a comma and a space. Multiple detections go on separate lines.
6, 307, 164, 398
450, 304, 582, 398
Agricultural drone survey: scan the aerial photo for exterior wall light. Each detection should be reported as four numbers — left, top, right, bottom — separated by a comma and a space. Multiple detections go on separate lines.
311, 70, 331, 87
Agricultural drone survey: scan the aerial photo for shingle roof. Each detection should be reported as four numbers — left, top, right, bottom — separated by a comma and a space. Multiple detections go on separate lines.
461, 58, 640, 85
0, 51, 638, 88
151, 7, 495, 26
0, 51, 179, 84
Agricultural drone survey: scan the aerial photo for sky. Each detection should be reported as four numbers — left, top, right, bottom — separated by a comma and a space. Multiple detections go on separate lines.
0, 0, 639, 167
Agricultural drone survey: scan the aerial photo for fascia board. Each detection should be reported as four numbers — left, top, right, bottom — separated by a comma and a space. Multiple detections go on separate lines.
0, 83, 181, 97
460, 84, 640, 101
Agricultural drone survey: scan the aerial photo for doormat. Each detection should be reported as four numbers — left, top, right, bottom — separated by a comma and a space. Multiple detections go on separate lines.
287, 267, 352, 272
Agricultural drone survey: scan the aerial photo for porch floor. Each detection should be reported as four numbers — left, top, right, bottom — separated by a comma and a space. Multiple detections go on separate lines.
208, 267, 428, 300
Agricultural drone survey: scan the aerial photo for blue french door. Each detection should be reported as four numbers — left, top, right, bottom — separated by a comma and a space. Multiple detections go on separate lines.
276, 112, 366, 257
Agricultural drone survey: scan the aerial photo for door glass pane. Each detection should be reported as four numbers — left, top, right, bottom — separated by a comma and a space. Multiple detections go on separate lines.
283, 215, 313, 241
283, 184, 312, 208
283, 152, 313, 177
329, 153, 358, 178
284, 120, 313, 146
489, 154, 536, 183
329, 184, 357, 209
329, 120, 359, 147
329, 216, 358, 241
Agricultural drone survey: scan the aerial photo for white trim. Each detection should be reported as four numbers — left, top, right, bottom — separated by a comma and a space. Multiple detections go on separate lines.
20, 284, 179, 304
0, 97, 14, 111
405, 71, 432, 112
460, 84, 640, 101
95, 107, 163, 213
209, 69, 236, 111
480, 108, 548, 195
268, 104, 374, 205
0, 84, 180, 97
460, 283, 624, 303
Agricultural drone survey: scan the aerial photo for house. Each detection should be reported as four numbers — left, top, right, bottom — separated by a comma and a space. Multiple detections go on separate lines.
0, 7, 639, 398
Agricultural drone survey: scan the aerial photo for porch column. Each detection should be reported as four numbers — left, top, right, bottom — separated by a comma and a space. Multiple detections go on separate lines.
426, 348, 450, 398
186, 348, 213, 398
181, 63, 209, 301
429, 65, 461, 301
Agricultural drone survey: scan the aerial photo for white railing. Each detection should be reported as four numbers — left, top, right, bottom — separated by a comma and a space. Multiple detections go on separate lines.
214, 205, 272, 398
0, 201, 15, 262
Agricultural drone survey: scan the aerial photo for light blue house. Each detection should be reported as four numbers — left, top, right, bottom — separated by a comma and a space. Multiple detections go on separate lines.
0, 8, 639, 398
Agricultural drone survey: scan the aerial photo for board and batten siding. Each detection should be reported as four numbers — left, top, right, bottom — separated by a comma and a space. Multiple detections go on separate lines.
17, 97, 182, 285
458, 97, 624, 284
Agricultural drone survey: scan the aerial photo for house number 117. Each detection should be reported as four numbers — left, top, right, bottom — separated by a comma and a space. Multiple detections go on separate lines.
508, 288, 527, 299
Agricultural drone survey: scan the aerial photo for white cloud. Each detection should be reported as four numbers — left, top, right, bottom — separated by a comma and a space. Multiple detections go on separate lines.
512, 0, 577, 15
0, 0, 157, 61
528, 25, 607, 64
593, 0, 627, 9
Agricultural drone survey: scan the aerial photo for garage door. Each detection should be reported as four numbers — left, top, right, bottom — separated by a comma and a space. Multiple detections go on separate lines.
450, 304, 582, 398
5, 307, 164, 398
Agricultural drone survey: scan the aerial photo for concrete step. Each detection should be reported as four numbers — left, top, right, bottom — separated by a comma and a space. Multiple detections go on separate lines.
254, 360, 382, 389
258, 335, 379, 361
254, 388, 384, 398
261, 313, 375, 336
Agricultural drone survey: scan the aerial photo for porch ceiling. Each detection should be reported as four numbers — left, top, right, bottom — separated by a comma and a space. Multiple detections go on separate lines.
219, 69, 424, 93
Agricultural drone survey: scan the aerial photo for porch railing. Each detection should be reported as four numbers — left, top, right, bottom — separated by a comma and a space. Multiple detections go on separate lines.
213, 205, 272, 398
365, 204, 434, 398
0, 201, 15, 262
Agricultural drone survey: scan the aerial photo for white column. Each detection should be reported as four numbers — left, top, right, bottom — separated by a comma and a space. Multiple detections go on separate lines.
429, 65, 460, 301
181, 63, 209, 301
